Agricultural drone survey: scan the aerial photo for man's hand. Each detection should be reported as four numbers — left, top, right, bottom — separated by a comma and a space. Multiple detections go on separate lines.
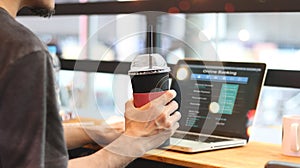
124, 90, 180, 137
104, 90, 181, 158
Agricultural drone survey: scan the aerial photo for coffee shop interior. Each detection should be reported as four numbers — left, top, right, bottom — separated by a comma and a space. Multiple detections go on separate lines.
17, 0, 300, 167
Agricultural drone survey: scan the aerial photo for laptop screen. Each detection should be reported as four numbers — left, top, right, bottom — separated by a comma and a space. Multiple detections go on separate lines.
170, 60, 266, 139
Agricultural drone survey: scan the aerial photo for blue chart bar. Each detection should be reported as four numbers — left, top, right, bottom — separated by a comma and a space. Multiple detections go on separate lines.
191, 74, 248, 84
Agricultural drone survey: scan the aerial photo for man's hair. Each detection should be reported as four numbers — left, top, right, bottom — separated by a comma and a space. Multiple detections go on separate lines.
30, 7, 55, 18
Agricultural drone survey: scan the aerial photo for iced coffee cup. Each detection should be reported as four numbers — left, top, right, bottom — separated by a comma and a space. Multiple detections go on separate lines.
128, 53, 170, 108
128, 53, 171, 147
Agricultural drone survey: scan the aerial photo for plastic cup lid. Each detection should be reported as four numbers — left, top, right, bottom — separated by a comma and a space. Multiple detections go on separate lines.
128, 53, 170, 75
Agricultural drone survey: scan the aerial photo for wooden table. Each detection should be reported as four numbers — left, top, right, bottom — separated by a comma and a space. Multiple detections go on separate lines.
142, 141, 300, 168
64, 118, 300, 167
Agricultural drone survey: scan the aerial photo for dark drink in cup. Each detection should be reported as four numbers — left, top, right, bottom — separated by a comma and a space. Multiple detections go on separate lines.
130, 72, 169, 107
128, 54, 170, 107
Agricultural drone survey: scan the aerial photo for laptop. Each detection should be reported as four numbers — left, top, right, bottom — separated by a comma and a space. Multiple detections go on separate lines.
163, 59, 267, 153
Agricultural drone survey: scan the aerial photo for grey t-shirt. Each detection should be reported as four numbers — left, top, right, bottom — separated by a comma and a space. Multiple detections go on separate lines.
0, 8, 68, 168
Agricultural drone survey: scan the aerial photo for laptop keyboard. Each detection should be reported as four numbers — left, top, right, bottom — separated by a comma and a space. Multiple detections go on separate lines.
172, 132, 231, 143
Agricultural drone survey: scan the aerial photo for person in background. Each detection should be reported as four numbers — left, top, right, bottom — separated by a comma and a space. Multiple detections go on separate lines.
0, 0, 181, 167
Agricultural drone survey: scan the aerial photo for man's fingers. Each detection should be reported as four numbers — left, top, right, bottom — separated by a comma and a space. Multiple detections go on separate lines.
168, 111, 181, 126
156, 111, 181, 128
171, 122, 180, 134
149, 91, 178, 122
165, 100, 178, 116
152, 90, 177, 106
126, 90, 178, 122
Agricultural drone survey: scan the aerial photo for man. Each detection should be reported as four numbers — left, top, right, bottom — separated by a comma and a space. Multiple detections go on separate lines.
0, 0, 181, 167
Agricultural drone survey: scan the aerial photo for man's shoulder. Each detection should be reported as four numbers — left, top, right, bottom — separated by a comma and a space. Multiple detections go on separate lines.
0, 8, 47, 61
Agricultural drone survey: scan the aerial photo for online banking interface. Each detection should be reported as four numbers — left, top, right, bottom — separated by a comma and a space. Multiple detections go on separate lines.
171, 60, 265, 139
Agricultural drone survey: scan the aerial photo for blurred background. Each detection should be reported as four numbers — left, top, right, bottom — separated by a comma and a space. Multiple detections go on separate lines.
17, 0, 300, 144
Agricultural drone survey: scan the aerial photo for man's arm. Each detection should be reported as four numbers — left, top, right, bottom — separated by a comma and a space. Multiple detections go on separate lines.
63, 125, 93, 149
64, 117, 125, 149
67, 90, 181, 168
67, 137, 136, 168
